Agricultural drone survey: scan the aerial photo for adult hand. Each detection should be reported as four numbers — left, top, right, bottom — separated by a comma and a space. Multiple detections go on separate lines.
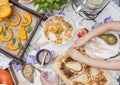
40, 72, 59, 85
73, 35, 89, 48
68, 47, 86, 63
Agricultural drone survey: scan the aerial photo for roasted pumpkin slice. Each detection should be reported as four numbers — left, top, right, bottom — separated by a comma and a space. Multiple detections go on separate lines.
10, 12, 21, 27
8, 38, 22, 51
3, 18, 10, 27
0, 0, 12, 19
0, 18, 2, 21
0, 28, 13, 42
21, 13, 32, 27
8, 43, 19, 51
18, 27, 27, 40
17, 37, 21, 44
0, 25, 3, 34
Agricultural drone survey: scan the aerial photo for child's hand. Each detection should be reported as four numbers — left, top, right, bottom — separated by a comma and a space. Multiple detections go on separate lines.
40, 72, 59, 85
73, 36, 89, 47
68, 47, 85, 63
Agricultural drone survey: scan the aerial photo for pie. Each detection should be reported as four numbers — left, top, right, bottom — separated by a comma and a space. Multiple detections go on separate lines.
53, 52, 114, 85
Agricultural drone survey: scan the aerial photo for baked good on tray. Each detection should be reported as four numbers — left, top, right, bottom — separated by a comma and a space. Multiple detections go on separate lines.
53, 52, 114, 85
0, 4, 39, 58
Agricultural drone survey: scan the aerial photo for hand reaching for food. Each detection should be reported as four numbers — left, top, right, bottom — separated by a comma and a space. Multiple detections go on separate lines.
40, 72, 59, 85
73, 35, 89, 48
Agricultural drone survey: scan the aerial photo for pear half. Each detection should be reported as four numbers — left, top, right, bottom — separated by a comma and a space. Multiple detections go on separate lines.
65, 62, 82, 72
71, 73, 89, 83
90, 67, 100, 78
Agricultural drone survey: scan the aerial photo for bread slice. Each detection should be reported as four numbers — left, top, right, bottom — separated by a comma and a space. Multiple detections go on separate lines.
22, 64, 34, 83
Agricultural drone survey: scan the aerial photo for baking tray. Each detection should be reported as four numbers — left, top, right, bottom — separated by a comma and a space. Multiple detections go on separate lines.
8, 63, 19, 85
0, 0, 47, 64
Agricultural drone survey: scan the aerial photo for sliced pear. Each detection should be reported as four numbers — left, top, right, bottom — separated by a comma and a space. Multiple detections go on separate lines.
71, 73, 89, 83
21, 13, 32, 27
90, 67, 100, 78
65, 62, 82, 72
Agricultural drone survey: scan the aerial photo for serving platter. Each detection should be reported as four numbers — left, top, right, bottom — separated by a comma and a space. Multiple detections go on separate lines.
85, 31, 120, 59
0, 0, 47, 64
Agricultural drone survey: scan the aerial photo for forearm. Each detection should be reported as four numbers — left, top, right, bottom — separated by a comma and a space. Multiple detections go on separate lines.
79, 55, 120, 70
83, 21, 120, 42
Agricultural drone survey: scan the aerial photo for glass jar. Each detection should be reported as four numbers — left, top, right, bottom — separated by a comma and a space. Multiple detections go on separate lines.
81, 0, 110, 15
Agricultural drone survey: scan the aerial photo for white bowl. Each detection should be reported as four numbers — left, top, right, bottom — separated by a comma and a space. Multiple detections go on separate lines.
44, 15, 75, 46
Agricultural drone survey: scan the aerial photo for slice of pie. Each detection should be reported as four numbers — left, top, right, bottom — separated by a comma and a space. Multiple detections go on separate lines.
22, 64, 34, 83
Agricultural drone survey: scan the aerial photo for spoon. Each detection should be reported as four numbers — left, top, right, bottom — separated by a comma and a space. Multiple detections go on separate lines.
41, 51, 48, 68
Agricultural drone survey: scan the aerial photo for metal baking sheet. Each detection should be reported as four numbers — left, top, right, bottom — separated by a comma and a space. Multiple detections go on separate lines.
0, 0, 47, 64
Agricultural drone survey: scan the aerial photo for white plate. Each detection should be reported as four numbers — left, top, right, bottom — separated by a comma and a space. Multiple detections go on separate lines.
85, 31, 120, 59
44, 15, 75, 45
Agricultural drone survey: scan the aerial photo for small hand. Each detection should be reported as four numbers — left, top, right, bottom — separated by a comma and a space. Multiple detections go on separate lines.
68, 47, 85, 63
40, 72, 59, 85
73, 36, 89, 48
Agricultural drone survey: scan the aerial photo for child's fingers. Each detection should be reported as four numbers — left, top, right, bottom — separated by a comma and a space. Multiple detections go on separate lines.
54, 74, 59, 82
40, 72, 49, 81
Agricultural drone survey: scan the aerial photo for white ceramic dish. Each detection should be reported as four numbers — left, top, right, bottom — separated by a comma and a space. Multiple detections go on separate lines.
19, 0, 33, 3
85, 31, 120, 59
44, 15, 75, 45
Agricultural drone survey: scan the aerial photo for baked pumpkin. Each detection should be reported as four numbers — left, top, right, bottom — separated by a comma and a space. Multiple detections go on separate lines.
8, 37, 21, 51
0, 69, 14, 85
0, 25, 3, 34
0, 28, 13, 42
8, 43, 19, 51
0, 0, 12, 19
3, 18, 10, 27
21, 13, 32, 27
10, 12, 21, 27
18, 27, 27, 40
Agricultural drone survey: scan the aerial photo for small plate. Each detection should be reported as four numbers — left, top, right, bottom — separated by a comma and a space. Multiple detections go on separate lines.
44, 15, 75, 45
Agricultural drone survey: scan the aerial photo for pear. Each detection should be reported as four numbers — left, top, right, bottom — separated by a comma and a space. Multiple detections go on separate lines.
98, 33, 117, 45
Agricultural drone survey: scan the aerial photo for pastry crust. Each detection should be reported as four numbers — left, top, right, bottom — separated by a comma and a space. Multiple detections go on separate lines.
52, 52, 114, 85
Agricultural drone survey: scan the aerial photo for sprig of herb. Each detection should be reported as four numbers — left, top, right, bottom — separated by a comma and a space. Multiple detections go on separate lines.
34, 0, 68, 13
56, 29, 62, 34
18, 43, 23, 50
27, 26, 33, 33
12, 38, 16, 45
2, 30, 6, 36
